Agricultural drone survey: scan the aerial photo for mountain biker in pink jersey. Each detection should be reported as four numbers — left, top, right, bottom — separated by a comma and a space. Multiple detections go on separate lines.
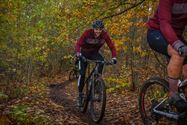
146, 0, 187, 117
75, 20, 117, 107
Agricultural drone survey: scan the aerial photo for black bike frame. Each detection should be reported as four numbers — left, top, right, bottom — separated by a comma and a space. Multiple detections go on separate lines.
153, 98, 179, 120
84, 62, 101, 86
79, 58, 112, 96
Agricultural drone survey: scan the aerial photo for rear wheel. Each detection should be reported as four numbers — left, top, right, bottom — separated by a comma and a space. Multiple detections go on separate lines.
69, 70, 78, 81
75, 69, 79, 79
89, 78, 106, 123
69, 70, 75, 81
139, 77, 171, 125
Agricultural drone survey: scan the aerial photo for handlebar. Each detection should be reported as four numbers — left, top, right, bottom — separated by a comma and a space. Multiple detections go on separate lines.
85, 59, 114, 65
76, 56, 114, 65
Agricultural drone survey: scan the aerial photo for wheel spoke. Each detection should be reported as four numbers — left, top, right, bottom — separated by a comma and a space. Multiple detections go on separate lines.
89, 78, 106, 123
79, 81, 89, 113
139, 78, 171, 125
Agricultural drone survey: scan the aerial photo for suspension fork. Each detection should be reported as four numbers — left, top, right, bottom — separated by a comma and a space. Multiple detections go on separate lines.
91, 74, 95, 101
89, 63, 102, 101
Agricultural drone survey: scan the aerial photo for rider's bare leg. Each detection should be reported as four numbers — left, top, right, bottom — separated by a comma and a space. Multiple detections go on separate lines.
182, 65, 187, 96
184, 87, 187, 97
182, 65, 187, 79
167, 45, 184, 97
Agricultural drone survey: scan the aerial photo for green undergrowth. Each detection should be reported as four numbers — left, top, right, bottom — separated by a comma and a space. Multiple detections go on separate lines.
105, 76, 129, 93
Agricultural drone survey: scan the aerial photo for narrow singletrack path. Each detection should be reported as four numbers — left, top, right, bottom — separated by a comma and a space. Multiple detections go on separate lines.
49, 77, 143, 125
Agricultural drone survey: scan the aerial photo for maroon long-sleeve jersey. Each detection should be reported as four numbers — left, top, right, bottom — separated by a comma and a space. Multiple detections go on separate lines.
75, 29, 117, 57
147, 0, 187, 45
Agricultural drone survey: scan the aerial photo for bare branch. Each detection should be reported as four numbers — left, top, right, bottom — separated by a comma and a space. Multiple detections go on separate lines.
101, 0, 146, 20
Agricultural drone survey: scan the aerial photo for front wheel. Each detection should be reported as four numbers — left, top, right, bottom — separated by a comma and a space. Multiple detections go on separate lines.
69, 70, 78, 81
79, 79, 90, 113
139, 77, 170, 125
89, 77, 106, 123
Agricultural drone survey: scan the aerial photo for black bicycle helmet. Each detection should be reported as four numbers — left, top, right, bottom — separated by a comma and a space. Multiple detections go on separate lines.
92, 20, 104, 29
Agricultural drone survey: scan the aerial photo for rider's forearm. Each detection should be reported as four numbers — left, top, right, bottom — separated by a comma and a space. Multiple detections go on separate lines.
159, 8, 179, 45
160, 21, 179, 45
75, 30, 88, 53
111, 49, 117, 58
104, 33, 117, 57
158, 0, 179, 45
75, 42, 81, 53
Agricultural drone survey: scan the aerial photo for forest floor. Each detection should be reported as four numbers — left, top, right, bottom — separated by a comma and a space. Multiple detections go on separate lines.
1, 74, 143, 125
48, 75, 143, 125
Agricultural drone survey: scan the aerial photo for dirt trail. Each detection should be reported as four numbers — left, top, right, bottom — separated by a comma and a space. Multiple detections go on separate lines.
49, 78, 143, 125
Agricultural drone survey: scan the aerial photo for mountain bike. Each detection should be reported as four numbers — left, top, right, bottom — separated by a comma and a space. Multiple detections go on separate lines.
79, 58, 114, 123
139, 77, 187, 125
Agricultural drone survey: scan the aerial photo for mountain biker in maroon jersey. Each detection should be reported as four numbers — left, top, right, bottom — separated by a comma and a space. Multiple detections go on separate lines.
75, 20, 117, 107
146, 0, 187, 121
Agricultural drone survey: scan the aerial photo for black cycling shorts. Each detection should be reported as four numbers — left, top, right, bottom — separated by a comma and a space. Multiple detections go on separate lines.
147, 29, 187, 65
